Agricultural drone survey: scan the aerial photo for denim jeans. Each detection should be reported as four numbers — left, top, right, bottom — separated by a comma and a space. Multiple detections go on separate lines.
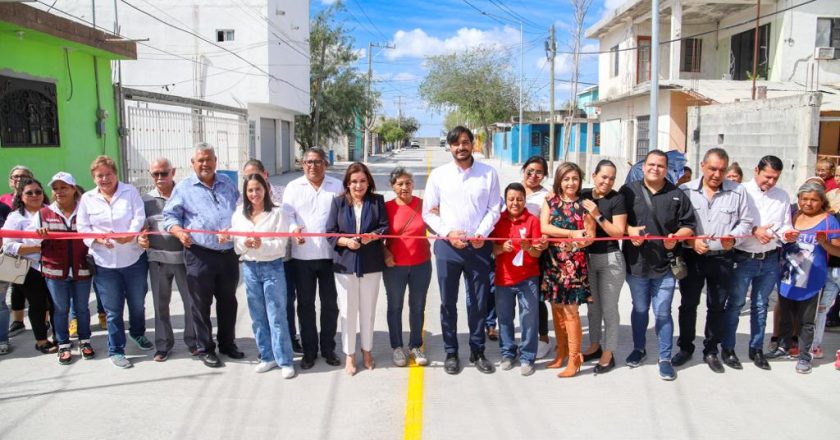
383, 261, 432, 349
0, 281, 9, 343
727, 252, 781, 351
626, 273, 676, 361
496, 277, 539, 363
814, 267, 840, 348
45, 277, 93, 345
242, 259, 293, 367
70, 283, 104, 319
94, 254, 149, 355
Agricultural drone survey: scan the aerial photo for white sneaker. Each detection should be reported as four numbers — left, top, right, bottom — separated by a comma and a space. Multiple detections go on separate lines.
536, 340, 552, 359
254, 360, 277, 373
410, 347, 429, 366
392, 347, 407, 367
110, 354, 132, 369
0, 341, 9, 355
281, 365, 297, 379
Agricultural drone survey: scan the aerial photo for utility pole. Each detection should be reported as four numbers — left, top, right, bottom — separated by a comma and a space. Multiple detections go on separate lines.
396, 95, 404, 149
751, 0, 761, 100
364, 41, 395, 163
649, 0, 660, 151
313, 37, 327, 149
518, 21, 524, 164
547, 25, 556, 174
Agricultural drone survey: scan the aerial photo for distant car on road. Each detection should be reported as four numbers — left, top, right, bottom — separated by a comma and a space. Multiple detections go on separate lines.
409, 140, 421, 149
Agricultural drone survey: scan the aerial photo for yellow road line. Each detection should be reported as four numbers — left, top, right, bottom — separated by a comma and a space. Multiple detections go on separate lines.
404, 147, 433, 440
403, 363, 425, 440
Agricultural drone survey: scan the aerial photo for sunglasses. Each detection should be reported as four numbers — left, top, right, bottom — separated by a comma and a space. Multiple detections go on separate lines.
11, 174, 30, 180
151, 171, 171, 178
23, 190, 43, 196
525, 169, 545, 177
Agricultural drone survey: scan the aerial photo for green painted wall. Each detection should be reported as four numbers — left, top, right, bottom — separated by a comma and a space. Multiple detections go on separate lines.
0, 25, 122, 195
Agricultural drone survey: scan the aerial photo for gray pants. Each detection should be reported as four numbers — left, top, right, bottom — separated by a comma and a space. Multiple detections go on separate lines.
587, 251, 625, 352
149, 261, 197, 353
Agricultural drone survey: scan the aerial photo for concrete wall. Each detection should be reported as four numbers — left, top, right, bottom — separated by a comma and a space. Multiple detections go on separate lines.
686, 93, 822, 195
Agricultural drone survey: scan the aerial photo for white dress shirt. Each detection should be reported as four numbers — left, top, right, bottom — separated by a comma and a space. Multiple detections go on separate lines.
1, 208, 41, 270
422, 159, 502, 238
76, 182, 146, 269
736, 179, 795, 254
282, 175, 343, 260
231, 206, 289, 262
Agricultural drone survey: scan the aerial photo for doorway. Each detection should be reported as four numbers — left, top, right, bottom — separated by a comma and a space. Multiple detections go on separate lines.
730, 24, 770, 80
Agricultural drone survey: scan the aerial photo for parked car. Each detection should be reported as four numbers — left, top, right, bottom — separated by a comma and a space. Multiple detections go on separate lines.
409, 140, 421, 149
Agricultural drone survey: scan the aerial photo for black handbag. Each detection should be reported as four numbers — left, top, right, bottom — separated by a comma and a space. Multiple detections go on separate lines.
639, 186, 688, 280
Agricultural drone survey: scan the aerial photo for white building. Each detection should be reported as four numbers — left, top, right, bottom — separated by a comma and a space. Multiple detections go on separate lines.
39, 0, 310, 177
585, 0, 840, 190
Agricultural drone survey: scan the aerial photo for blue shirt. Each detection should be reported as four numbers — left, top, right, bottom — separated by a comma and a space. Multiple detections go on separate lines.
162, 173, 239, 250
781, 214, 840, 301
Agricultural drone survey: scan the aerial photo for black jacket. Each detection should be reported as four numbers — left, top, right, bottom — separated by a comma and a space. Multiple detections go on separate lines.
326, 193, 389, 276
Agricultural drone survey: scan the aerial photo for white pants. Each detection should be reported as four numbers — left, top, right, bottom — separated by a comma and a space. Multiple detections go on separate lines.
335, 272, 382, 355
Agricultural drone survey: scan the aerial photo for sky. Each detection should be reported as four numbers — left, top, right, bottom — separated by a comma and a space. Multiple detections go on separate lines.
313, 0, 626, 137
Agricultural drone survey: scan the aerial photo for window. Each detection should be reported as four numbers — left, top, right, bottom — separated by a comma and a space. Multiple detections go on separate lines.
816, 18, 840, 53
730, 24, 770, 80
635, 115, 650, 163
681, 38, 702, 73
0, 75, 60, 148
637, 37, 652, 84
216, 29, 235, 42
531, 130, 542, 147
610, 45, 619, 77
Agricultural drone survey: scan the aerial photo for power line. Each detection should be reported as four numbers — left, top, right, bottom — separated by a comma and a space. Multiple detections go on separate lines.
350, 0, 389, 41
119, 0, 308, 93
487, 0, 542, 28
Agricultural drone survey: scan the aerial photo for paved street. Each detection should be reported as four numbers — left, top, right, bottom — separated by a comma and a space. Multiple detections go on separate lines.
1, 147, 839, 440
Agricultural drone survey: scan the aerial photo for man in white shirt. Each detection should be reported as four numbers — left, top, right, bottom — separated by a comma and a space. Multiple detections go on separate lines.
729, 155, 798, 370
423, 126, 501, 375
282, 148, 343, 369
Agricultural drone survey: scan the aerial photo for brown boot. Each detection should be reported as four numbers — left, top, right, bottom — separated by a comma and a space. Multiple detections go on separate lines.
546, 304, 568, 369
559, 305, 583, 378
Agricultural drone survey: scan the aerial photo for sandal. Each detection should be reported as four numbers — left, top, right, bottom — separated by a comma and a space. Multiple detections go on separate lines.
35, 341, 58, 354
80, 341, 95, 360
58, 346, 72, 365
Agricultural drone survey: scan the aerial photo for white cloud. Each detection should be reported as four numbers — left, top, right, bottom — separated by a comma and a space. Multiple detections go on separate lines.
386, 26, 522, 60
320, 0, 337, 5
604, 0, 626, 10
534, 43, 599, 76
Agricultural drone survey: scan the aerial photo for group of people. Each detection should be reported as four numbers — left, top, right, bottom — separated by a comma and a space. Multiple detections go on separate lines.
2, 126, 840, 380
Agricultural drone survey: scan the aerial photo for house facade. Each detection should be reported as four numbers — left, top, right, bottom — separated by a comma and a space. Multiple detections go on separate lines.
0, 3, 136, 190
39, 0, 310, 177
586, 0, 840, 189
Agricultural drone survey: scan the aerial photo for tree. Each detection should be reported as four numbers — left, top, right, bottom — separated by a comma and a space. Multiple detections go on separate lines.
563, 0, 594, 162
295, 2, 377, 151
419, 47, 520, 156
375, 117, 409, 148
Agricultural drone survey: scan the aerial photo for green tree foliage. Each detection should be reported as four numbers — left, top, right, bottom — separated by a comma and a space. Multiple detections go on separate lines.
295, 2, 377, 151
419, 47, 519, 156
375, 118, 407, 147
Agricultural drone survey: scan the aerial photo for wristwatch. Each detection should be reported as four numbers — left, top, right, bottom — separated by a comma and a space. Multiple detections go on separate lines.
596, 215, 605, 224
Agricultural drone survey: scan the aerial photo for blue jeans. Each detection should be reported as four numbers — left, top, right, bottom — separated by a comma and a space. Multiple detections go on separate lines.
70, 283, 104, 319
496, 277, 539, 363
242, 259, 293, 367
45, 277, 93, 345
94, 254, 149, 356
383, 261, 432, 349
0, 281, 9, 343
728, 253, 780, 351
626, 273, 676, 361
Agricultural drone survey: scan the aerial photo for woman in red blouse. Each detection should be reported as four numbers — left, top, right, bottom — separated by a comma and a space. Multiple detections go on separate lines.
383, 167, 432, 367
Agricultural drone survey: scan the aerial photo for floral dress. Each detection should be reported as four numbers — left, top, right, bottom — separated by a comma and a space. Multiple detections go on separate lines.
540, 195, 591, 304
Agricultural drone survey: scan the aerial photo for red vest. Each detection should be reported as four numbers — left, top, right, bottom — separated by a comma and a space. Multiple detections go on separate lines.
38, 206, 92, 280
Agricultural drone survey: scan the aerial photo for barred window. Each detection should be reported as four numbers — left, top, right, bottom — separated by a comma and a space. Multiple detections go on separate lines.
0, 75, 60, 148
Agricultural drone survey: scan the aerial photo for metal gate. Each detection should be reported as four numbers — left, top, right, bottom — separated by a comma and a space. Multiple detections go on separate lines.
121, 88, 248, 192
636, 115, 650, 163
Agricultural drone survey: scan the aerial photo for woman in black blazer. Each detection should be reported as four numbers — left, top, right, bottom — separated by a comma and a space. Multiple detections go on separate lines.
326, 162, 389, 375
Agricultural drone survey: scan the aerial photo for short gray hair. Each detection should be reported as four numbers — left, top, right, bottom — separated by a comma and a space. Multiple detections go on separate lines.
389, 167, 413, 185
150, 157, 172, 169
194, 142, 216, 157
303, 147, 327, 162
8, 165, 32, 179
797, 180, 829, 211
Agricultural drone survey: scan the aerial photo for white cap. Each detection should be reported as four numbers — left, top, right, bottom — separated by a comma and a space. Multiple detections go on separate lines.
48, 171, 77, 187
